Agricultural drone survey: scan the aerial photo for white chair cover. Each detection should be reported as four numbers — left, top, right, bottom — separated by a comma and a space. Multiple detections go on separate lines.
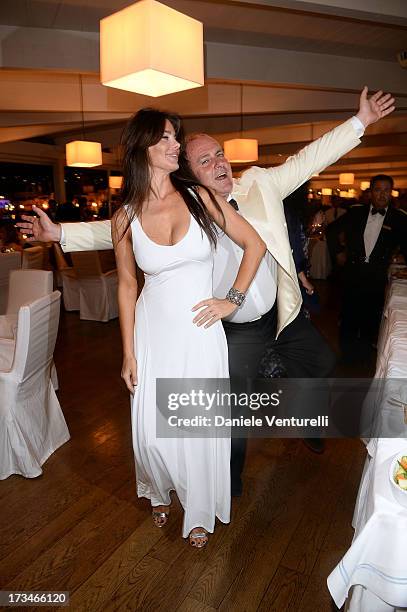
0, 291, 70, 479
0, 269, 54, 340
0, 251, 21, 314
7, 269, 53, 314
22, 245, 44, 269
0, 270, 59, 389
53, 244, 79, 311
71, 251, 118, 322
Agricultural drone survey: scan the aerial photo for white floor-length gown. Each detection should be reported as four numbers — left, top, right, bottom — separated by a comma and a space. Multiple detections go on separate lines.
129, 210, 231, 537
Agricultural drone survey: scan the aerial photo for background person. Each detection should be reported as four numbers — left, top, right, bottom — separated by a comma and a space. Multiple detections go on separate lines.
327, 174, 407, 362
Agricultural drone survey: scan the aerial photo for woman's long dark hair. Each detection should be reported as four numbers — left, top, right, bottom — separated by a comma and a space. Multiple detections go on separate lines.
119, 108, 224, 246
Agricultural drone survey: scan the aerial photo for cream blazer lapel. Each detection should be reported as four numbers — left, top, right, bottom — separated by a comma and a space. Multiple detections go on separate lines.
234, 181, 293, 272
232, 181, 301, 337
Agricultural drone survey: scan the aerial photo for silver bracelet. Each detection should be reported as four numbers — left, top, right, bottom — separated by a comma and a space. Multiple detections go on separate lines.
226, 287, 246, 307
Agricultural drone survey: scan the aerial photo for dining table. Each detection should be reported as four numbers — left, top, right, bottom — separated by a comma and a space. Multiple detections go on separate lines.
328, 272, 407, 612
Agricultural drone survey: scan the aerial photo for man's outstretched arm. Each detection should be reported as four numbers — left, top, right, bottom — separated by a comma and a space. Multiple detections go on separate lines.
17, 206, 113, 252
251, 87, 395, 201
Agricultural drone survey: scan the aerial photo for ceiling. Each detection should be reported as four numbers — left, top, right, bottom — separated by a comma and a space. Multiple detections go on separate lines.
2, 0, 406, 61
0, 0, 406, 190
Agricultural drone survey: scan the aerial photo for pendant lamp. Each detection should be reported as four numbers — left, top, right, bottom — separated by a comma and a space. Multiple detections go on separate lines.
109, 176, 123, 189
100, 0, 204, 97
66, 76, 102, 167
339, 173, 354, 186
224, 85, 258, 163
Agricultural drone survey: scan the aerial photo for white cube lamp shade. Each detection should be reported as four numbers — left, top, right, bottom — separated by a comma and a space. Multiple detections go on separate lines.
109, 176, 123, 189
224, 139, 258, 163
66, 141, 102, 167
360, 181, 370, 191
100, 0, 204, 97
339, 173, 354, 185
321, 188, 332, 196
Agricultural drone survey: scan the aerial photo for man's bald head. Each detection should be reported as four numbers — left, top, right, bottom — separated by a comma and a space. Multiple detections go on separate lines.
185, 133, 233, 198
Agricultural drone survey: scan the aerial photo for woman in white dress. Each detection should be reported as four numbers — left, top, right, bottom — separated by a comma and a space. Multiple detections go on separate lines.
112, 108, 265, 547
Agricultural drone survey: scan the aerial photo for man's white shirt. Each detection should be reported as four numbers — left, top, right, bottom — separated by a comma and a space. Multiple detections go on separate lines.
212, 196, 277, 323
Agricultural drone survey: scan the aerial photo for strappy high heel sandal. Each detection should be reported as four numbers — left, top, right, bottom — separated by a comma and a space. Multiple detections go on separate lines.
152, 506, 170, 528
189, 528, 209, 548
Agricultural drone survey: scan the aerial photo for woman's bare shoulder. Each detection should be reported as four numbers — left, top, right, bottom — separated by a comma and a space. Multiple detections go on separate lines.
112, 206, 132, 242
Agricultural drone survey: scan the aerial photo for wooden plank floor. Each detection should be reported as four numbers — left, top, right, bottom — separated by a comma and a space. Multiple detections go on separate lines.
0, 281, 369, 611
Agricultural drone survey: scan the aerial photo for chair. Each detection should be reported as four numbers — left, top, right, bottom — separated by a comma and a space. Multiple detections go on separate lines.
7, 269, 53, 313
0, 251, 21, 314
0, 291, 70, 479
53, 244, 79, 311
0, 269, 53, 339
22, 245, 44, 269
71, 251, 118, 322
0, 270, 59, 389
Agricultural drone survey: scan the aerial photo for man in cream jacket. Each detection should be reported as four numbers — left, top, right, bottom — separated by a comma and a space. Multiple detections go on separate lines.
20, 87, 395, 487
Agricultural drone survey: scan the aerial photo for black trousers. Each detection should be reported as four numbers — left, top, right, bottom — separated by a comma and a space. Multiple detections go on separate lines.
223, 306, 335, 492
340, 262, 386, 360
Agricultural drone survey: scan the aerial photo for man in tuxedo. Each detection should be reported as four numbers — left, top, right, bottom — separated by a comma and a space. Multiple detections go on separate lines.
18, 88, 395, 494
327, 174, 407, 362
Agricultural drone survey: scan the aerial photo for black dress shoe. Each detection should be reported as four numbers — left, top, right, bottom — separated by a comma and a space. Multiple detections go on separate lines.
302, 438, 325, 454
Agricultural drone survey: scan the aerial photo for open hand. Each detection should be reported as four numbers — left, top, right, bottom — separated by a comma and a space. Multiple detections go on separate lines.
16, 204, 61, 243
192, 297, 237, 328
356, 86, 395, 127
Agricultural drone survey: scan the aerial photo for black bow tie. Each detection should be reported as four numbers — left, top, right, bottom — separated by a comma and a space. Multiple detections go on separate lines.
228, 198, 239, 211
371, 207, 385, 216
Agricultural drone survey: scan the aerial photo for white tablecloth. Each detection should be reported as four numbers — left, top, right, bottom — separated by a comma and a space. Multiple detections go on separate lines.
384, 280, 407, 317
377, 279, 407, 379
328, 276, 407, 611
328, 438, 407, 611
377, 310, 407, 369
